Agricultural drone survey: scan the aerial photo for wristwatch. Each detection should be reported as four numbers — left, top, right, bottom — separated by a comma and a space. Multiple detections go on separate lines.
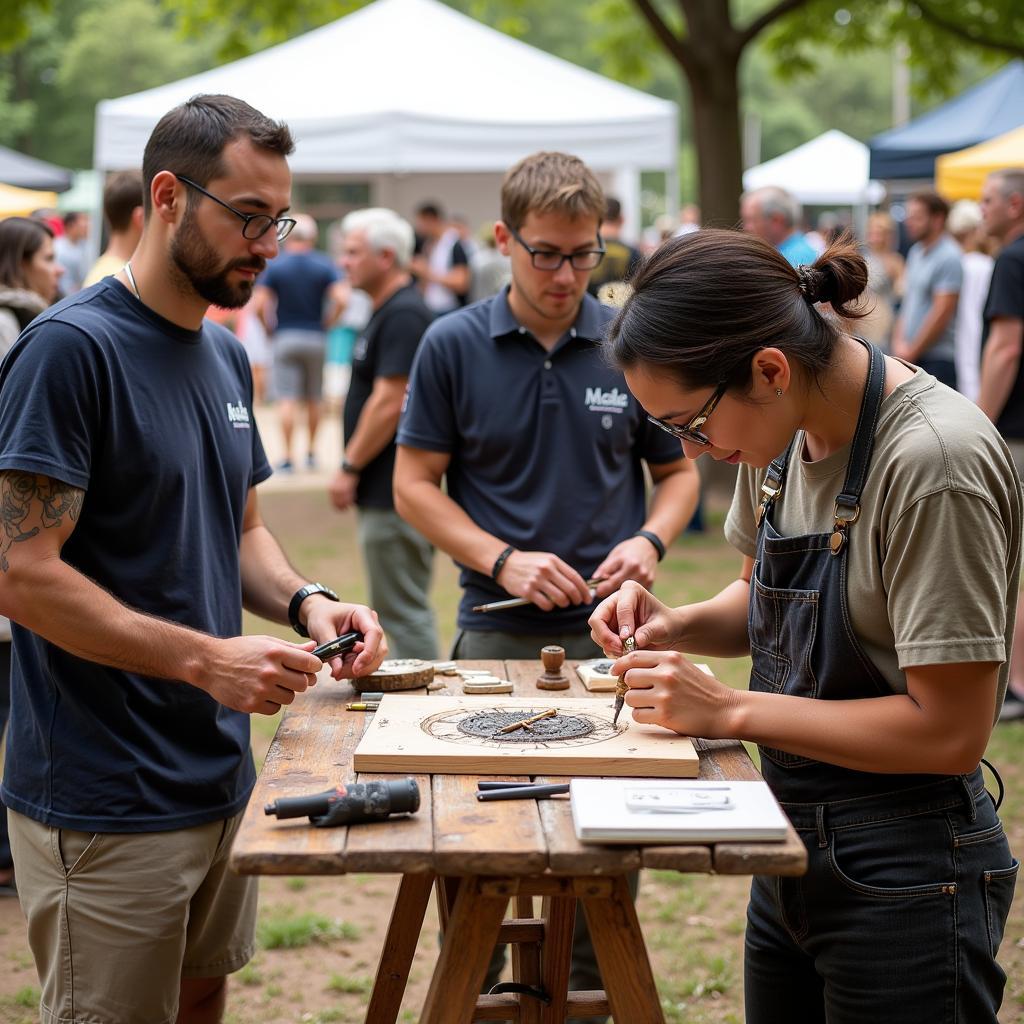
341, 459, 362, 475
288, 582, 340, 637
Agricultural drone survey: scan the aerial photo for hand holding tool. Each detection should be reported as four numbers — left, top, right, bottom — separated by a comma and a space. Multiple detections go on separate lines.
612, 636, 635, 726
472, 577, 606, 614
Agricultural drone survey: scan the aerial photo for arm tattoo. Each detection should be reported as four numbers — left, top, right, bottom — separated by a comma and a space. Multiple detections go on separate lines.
0, 471, 84, 572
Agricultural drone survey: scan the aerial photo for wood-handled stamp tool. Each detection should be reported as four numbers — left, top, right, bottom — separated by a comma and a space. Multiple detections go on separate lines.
612, 636, 635, 726
493, 707, 558, 737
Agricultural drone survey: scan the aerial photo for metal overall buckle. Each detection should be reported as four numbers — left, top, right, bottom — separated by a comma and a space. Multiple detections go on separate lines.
756, 478, 783, 527
829, 501, 860, 555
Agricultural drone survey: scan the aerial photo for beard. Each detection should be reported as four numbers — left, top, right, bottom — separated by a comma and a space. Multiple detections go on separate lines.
170, 208, 265, 309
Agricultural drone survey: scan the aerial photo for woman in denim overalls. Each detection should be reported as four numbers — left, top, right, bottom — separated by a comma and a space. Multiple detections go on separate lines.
590, 229, 1020, 1023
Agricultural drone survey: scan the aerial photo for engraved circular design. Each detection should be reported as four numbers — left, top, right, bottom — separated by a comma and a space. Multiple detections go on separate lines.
457, 710, 594, 743
421, 705, 623, 749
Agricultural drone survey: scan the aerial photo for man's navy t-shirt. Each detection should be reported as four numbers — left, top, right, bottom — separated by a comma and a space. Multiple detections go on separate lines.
397, 288, 682, 633
0, 279, 271, 832
260, 249, 339, 332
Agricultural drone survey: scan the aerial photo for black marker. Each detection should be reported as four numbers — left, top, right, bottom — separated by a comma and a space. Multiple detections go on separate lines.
312, 631, 364, 661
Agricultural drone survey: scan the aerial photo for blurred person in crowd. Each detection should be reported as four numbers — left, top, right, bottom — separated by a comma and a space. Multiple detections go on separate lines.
0, 215, 64, 896
949, 199, 995, 402
451, 212, 478, 260
978, 168, 1024, 721
892, 191, 961, 388
53, 211, 90, 295
84, 170, 145, 287
587, 195, 642, 298
0, 95, 386, 1024
468, 222, 510, 303
411, 201, 470, 314
395, 152, 698, 1019
859, 211, 905, 350
675, 203, 701, 235
740, 186, 818, 267
254, 213, 344, 471
330, 207, 437, 660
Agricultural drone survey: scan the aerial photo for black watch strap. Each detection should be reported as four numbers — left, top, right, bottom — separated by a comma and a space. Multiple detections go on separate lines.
288, 583, 339, 637
634, 530, 666, 561
341, 459, 361, 475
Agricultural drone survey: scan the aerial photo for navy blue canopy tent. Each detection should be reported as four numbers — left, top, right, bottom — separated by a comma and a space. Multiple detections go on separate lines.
0, 144, 73, 192
869, 61, 1024, 181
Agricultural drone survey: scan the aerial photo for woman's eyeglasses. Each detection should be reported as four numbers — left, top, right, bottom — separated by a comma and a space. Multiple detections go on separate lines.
646, 380, 728, 447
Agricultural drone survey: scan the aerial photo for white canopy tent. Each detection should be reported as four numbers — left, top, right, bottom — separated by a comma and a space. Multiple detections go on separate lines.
743, 129, 884, 235
94, 0, 678, 237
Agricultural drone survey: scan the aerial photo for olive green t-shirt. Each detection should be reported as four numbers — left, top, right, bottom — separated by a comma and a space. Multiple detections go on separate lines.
725, 368, 1023, 716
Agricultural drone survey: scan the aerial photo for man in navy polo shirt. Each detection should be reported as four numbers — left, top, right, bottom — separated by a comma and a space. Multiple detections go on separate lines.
394, 151, 697, 1016
0, 95, 385, 1024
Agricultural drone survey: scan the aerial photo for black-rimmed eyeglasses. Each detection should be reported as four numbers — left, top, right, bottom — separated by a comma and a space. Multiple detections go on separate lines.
175, 175, 297, 242
508, 225, 605, 271
646, 380, 729, 447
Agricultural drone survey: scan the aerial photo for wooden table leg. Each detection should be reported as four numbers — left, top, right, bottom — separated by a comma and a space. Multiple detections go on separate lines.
365, 873, 434, 1024
420, 877, 509, 1024
511, 895, 542, 1024
435, 875, 461, 935
538, 894, 575, 1024
581, 874, 665, 1023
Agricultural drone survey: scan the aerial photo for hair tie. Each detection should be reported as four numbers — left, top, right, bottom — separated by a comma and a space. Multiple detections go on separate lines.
796, 264, 823, 304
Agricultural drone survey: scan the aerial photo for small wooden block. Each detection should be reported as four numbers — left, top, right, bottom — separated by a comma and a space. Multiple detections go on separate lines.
354, 658, 436, 693
432, 661, 459, 675
462, 681, 514, 695
575, 659, 617, 692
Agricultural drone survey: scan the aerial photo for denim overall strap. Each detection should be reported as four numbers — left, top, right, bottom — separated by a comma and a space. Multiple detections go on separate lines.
749, 339, 939, 802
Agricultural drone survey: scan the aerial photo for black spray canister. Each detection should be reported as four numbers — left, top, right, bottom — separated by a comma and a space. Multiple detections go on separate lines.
264, 778, 420, 828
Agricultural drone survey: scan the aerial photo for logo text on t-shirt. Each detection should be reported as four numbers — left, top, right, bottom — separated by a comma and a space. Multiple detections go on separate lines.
226, 401, 251, 429
585, 386, 629, 414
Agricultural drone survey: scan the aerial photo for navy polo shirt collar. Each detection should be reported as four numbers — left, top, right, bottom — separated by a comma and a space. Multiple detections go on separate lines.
488, 286, 605, 345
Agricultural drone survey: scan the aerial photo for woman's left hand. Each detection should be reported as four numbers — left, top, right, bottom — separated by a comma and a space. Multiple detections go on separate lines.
611, 648, 739, 739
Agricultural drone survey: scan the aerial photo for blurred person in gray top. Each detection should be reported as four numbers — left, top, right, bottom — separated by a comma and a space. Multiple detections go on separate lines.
254, 213, 344, 471
892, 191, 962, 388
948, 199, 994, 402
53, 211, 90, 295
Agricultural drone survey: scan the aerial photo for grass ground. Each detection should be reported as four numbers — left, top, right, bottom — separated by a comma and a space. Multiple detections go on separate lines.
0, 481, 1021, 1023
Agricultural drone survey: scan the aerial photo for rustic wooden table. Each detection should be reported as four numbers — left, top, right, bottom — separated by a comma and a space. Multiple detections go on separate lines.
231, 660, 807, 1024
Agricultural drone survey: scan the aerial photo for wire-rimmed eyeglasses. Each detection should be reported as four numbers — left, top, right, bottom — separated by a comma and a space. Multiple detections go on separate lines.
175, 175, 297, 242
507, 225, 605, 271
646, 380, 729, 447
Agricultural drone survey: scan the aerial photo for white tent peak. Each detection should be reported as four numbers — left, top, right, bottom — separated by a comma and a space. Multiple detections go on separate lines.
96, 0, 676, 172
743, 129, 885, 207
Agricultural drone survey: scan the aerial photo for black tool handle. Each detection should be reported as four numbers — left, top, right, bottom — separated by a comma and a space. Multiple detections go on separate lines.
312, 631, 364, 661
477, 780, 539, 790
477, 783, 570, 802
265, 787, 340, 819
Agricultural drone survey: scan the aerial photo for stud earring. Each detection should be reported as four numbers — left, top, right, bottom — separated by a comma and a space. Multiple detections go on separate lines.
775, 387, 784, 398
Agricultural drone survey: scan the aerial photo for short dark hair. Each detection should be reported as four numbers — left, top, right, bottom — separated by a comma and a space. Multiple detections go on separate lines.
62, 210, 84, 230
0, 216, 54, 291
606, 228, 868, 395
415, 202, 444, 220
908, 190, 950, 220
103, 170, 144, 233
141, 94, 294, 215
605, 197, 623, 221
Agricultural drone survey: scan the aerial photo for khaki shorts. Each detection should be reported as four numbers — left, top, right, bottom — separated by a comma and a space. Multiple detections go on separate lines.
9, 809, 257, 1024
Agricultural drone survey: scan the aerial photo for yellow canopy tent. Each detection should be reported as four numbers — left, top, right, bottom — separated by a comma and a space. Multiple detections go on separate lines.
936, 125, 1024, 200
0, 182, 59, 217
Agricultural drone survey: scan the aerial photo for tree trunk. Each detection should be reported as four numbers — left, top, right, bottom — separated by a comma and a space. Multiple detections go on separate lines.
688, 53, 744, 230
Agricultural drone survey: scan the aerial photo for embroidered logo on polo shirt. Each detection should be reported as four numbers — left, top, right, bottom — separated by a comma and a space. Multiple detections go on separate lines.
226, 401, 251, 429
584, 386, 629, 415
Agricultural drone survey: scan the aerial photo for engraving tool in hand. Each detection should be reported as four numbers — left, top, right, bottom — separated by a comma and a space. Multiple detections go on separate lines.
612, 635, 636, 726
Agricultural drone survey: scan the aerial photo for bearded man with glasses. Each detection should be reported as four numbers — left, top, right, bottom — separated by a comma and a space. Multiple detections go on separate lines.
0, 94, 385, 1024
394, 150, 698, 1022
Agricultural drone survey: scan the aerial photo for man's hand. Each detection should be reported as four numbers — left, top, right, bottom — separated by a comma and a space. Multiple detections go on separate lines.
328, 469, 359, 512
496, 550, 593, 611
304, 599, 387, 679
591, 536, 659, 598
891, 338, 912, 362
409, 255, 431, 281
194, 635, 323, 716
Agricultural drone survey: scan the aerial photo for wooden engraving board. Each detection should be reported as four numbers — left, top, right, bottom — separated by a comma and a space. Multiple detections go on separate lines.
352, 695, 699, 778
